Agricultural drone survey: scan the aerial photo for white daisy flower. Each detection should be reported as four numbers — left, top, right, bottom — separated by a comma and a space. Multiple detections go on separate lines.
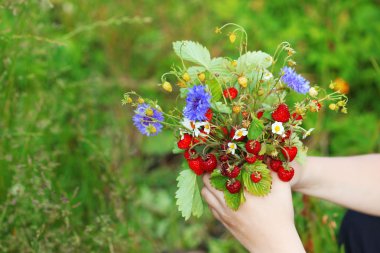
262, 70, 273, 81
227, 142, 237, 155
232, 128, 248, 140
271, 121, 285, 136
201, 121, 211, 135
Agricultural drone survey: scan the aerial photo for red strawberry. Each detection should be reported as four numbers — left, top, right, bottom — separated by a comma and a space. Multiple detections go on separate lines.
272, 104, 290, 122
292, 113, 303, 121
242, 111, 249, 119
250, 171, 262, 183
221, 164, 241, 178
229, 127, 246, 141
257, 155, 265, 160
245, 140, 261, 155
223, 87, 238, 100
229, 166, 241, 178
269, 159, 282, 172
184, 149, 196, 160
202, 154, 218, 173
281, 146, 298, 162
312, 100, 322, 111
257, 111, 264, 119
226, 179, 242, 194
188, 157, 204, 175
219, 154, 230, 162
277, 166, 295, 182
177, 134, 192, 150
245, 154, 257, 164
205, 109, 213, 122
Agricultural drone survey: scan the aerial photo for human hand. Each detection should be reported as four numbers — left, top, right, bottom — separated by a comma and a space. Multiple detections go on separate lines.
201, 172, 305, 253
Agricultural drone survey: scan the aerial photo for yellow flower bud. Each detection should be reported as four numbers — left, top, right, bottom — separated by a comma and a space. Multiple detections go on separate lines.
238, 76, 248, 88
229, 33, 237, 43
182, 72, 191, 82
162, 81, 172, 92
198, 72, 206, 82
137, 97, 144, 104
329, 103, 337, 111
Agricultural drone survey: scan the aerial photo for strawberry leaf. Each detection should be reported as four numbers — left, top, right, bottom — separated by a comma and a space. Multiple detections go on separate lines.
173, 41, 211, 68
223, 189, 242, 211
211, 102, 232, 114
207, 78, 222, 102
210, 170, 227, 190
175, 166, 204, 220
242, 162, 272, 197
248, 117, 264, 140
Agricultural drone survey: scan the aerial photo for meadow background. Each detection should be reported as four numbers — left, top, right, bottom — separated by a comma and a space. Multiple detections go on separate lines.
0, 0, 379, 252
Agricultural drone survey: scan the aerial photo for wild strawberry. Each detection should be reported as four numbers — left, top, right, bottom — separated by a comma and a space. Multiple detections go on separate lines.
281, 146, 298, 162
205, 109, 213, 122
220, 126, 229, 137
272, 104, 290, 122
177, 134, 192, 150
292, 113, 303, 121
221, 164, 241, 178
257, 111, 264, 119
245, 154, 257, 164
202, 154, 218, 173
223, 87, 238, 100
257, 155, 265, 160
277, 166, 295, 182
229, 166, 241, 178
219, 154, 230, 162
250, 171, 262, 183
242, 111, 249, 118
310, 100, 322, 112
281, 130, 292, 142
238, 76, 248, 88
230, 128, 246, 141
184, 149, 196, 160
188, 157, 204, 175
269, 159, 282, 172
226, 179, 242, 194
245, 140, 261, 155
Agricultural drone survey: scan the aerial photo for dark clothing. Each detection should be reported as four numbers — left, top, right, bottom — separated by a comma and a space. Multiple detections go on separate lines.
339, 210, 380, 253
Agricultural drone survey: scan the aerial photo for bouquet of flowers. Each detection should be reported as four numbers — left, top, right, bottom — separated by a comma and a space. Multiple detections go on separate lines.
122, 24, 347, 220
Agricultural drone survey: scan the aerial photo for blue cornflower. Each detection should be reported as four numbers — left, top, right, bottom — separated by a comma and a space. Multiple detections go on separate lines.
281, 67, 310, 94
183, 85, 211, 121
133, 103, 164, 136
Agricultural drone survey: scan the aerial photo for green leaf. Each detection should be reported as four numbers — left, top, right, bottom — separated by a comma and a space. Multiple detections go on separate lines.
242, 162, 272, 197
236, 51, 273, 74
187, 66, 206, 81
223, 190, 242, 211
175, 168, 204, 220
211, 102, 232, 114
173, 41, 211, 68
209, 57, 232, 81
210, 170, 227, 190
247, 117, 264, 140
207, 78, 222, 102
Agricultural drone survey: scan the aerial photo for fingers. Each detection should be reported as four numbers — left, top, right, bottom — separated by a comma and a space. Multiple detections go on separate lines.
202, 174, 227, 207
201, 187, 222, 210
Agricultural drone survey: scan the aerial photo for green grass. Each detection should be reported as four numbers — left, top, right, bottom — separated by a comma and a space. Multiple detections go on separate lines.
0, 0, 379, 252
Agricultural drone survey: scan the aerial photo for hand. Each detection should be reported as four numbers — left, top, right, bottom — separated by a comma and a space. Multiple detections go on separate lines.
201, 172, 305, 253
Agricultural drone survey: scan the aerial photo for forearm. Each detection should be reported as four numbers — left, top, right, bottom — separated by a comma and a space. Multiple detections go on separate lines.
292, 154, 380, 216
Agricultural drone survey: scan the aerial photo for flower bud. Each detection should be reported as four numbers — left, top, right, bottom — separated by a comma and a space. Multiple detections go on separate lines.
308, 87, 318, 97
162, 81, 172, 92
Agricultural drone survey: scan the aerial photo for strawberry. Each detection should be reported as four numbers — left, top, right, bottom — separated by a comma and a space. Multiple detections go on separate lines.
292, 113, 303, 121
188, 157, 204, 175
223, 87, 238, 100
257, 155, 265, 160
205, 109, 213, 122
245, 154, 257, 164
281, 146, 298, 162
226, 179, 242, 194
272, 104, 290, 122
202, 154, 218, 173
229, 127, 246, 141
250, 171, 262, 183
220, 126, 229, 137
245, 140, 261, 155
177, 134, 193, 150
220, 164, 241, 178
257, 111, 264, 119
277, 166, 295, 182
269, 158, 282, 172
219, 154, 230, 162
184, 149, 196, 160
242, 111, 249, 118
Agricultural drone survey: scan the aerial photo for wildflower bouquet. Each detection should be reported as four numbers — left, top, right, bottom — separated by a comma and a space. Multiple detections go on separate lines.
122, 24, 347, 220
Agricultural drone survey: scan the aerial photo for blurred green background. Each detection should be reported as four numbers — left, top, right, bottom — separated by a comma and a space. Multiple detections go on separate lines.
0, 0, 379, 252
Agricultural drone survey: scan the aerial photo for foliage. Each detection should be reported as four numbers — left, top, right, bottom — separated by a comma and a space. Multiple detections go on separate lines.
0, 0, 379, 252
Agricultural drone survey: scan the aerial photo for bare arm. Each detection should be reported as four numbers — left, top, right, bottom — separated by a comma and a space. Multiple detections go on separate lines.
291, 154, 380, 216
